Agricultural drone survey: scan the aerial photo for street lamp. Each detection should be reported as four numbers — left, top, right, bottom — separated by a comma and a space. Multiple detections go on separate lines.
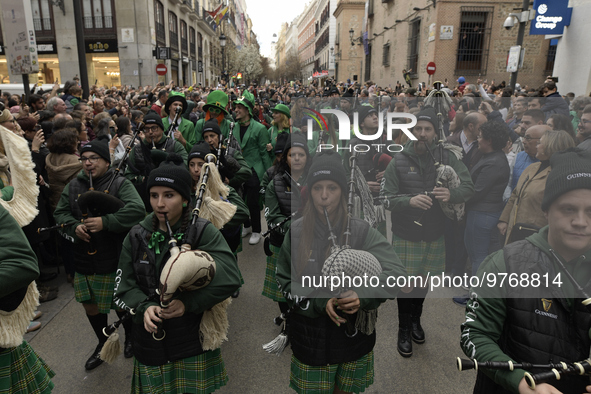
349, 28, 362, 46
219, 33, 226, 83
504, 0, 534, 93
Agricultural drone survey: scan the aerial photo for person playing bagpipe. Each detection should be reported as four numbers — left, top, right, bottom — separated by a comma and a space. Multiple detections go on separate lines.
380, 107, 474, 358
460, 149, 591, 394
125, 110, 188, 211
275, 151, 407, 394
0, 206, 55, 393
188, 140, 249, 297
263, 133, 310, 322
114, 154, 241, 394
161, 91, 197, 153
200, 120, 251, 193
53, 137, 145, 370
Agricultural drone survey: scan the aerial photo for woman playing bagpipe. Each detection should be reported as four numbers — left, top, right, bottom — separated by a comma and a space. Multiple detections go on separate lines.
114, 154, 241, 394
275, 151, 407, 394
263, 133, 310, 317
188, 140, 249, 297
53, 137, 145, 370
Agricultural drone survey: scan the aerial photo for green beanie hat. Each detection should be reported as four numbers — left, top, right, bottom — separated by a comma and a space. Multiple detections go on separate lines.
542, 148, 591, 211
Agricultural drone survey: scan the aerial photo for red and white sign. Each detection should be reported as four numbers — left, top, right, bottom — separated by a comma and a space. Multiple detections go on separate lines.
156, 64, 167, 76
426, 62, 436, 75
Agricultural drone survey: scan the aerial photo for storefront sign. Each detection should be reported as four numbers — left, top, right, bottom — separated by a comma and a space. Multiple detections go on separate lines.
529, 0, 572, 35
0, 42, 56, 54
198, 61, 203, 72
1, 0, 39, 74
86, 39, 118, 53
156, 47, 170, 60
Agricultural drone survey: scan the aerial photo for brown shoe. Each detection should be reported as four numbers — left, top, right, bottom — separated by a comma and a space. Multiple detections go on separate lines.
39, 288, 58, 303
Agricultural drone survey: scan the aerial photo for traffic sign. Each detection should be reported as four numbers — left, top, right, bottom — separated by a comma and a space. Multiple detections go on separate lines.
156, 64, 167, 76
426, 62, 436, 75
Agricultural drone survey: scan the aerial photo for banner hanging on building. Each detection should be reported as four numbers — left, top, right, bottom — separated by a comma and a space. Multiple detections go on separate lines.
529, 0, 573, 35
1, 0, 39, 74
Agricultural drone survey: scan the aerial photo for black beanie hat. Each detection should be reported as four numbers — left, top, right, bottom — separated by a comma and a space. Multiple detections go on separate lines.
358, 104, 378, 123
286, 132, 310, 156
202, 120, 221, 137
274, 132, 289, 155
308, 151, 347, 192
188, 141, 214, 162
144, 110, 164, 130
80, 135, 111, 163
416, 107, 438, 131
147, 153, 192, 201
542, 148, 591, 211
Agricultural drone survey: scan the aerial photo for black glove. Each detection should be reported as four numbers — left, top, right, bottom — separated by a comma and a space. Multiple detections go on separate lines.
219, 154, 240, 180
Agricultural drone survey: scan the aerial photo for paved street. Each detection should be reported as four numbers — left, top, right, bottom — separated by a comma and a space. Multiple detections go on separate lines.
27, 218, 476, 394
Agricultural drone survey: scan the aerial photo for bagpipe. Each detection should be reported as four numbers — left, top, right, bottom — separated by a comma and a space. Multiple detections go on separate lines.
100, 152, 236, 363
74, 122, 145, 254
166, 106, 182, 139
263, 169, 383, 355
262, 212, 296, 257
456, 357, 591, 390
0, 125, 41, 348
422, 82, 465, 222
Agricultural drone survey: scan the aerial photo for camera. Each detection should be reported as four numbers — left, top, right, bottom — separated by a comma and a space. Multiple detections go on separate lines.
503, 16, 515, 30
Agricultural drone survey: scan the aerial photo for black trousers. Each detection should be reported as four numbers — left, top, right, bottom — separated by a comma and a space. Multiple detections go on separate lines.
243, 170, 262, 233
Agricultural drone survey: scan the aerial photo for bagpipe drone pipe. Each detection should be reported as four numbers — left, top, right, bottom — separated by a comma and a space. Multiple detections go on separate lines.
100, 153, 236, 363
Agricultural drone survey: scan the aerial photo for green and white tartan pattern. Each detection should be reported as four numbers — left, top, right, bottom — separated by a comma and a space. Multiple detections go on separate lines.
74, 271, 117, 314
261, 244, 285, 302
0, 341, 55, 394
289, 351, 374, 394
131, 348, 228, 394
392, 234, 445, 276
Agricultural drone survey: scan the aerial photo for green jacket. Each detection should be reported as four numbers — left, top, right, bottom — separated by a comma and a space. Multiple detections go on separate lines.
0, 178, 13, 201
233, 120, 272, 182
0, 205, 39, 298
162, 117, 197, 153
380, 140, 474, 212
114, 213, 242, 323
124, 135, 188, 185
54, 170, 146, 243
460, 227, 591, 393
194, 117, 234, 142
276, 220, 407, 319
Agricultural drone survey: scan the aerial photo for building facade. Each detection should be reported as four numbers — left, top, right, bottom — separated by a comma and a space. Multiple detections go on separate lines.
0, 0, 253, 88
333, 0, 366, 83
298, 1, 317, 83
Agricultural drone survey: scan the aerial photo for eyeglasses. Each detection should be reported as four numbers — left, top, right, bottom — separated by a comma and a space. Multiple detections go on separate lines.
79, 156, 101, 164
208, 107, 221, 114
145, 126, 160, 132
523, 135, 541, 141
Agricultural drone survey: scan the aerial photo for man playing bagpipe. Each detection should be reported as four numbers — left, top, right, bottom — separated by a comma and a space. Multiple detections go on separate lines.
125, 110, 187, 211
54, 138, 145, 370
460, 149, 591, 394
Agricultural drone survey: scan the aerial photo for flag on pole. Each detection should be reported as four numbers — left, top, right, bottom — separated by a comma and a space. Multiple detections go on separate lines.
215, 6, 229, 26
207, 4, 223, 20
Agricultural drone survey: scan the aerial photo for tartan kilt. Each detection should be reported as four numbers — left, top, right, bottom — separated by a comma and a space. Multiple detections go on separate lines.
74, 271, 116, 314
392, 234, 445, 277
131, 348, 228, 394
0, 341, 55, 394
261, 244, 285, 302
289, 351, 374, 394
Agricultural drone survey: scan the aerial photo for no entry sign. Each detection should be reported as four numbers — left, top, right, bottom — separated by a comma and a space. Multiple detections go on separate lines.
156, 64, 167, 76
426, 62, 436, 75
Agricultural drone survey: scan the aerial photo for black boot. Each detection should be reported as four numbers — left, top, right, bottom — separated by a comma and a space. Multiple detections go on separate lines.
85, 343, 104, 370
397, 313, 413, 357
410, 304, 425, 344
117, 311, 133, 359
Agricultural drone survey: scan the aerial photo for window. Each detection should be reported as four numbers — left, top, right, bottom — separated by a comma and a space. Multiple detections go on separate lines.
544, 38, 558, 75
31, 0, 53, 34
382, 43, 390, 67
455, 7, 493, 75
364, 44, 372, 81
155, 1, 165, 45
197, 33, 203, 59
368, 0, 374, 17
180, 20, 188, 54
190, 27, 196, 57
407, 18, 420, 75
169, 12, 178, 50
82, 0, 114, 32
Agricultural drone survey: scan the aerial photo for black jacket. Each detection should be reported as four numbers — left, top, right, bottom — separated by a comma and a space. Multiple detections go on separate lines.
467, 150, 509, 212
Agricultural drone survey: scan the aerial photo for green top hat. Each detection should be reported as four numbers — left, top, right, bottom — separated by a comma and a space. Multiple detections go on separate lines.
164, 91, 187, 116
233, 91, 255, 118
203, 90, 229, 115
271, 103, 291, 119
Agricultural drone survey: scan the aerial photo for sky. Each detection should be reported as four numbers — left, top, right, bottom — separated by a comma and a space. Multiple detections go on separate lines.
245, 0, 309, 58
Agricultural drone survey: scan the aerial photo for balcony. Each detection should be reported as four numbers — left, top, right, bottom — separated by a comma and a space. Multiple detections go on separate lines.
181, 1, 193, 14
198, 47, 203, 60
83, 16, 116, 37
156, 22, 166, 45
181, 38, 188, 55
170, 31, 179, 50
170, 0, 182, 5
191, 44, 196, 57
33, 18, 54, 39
